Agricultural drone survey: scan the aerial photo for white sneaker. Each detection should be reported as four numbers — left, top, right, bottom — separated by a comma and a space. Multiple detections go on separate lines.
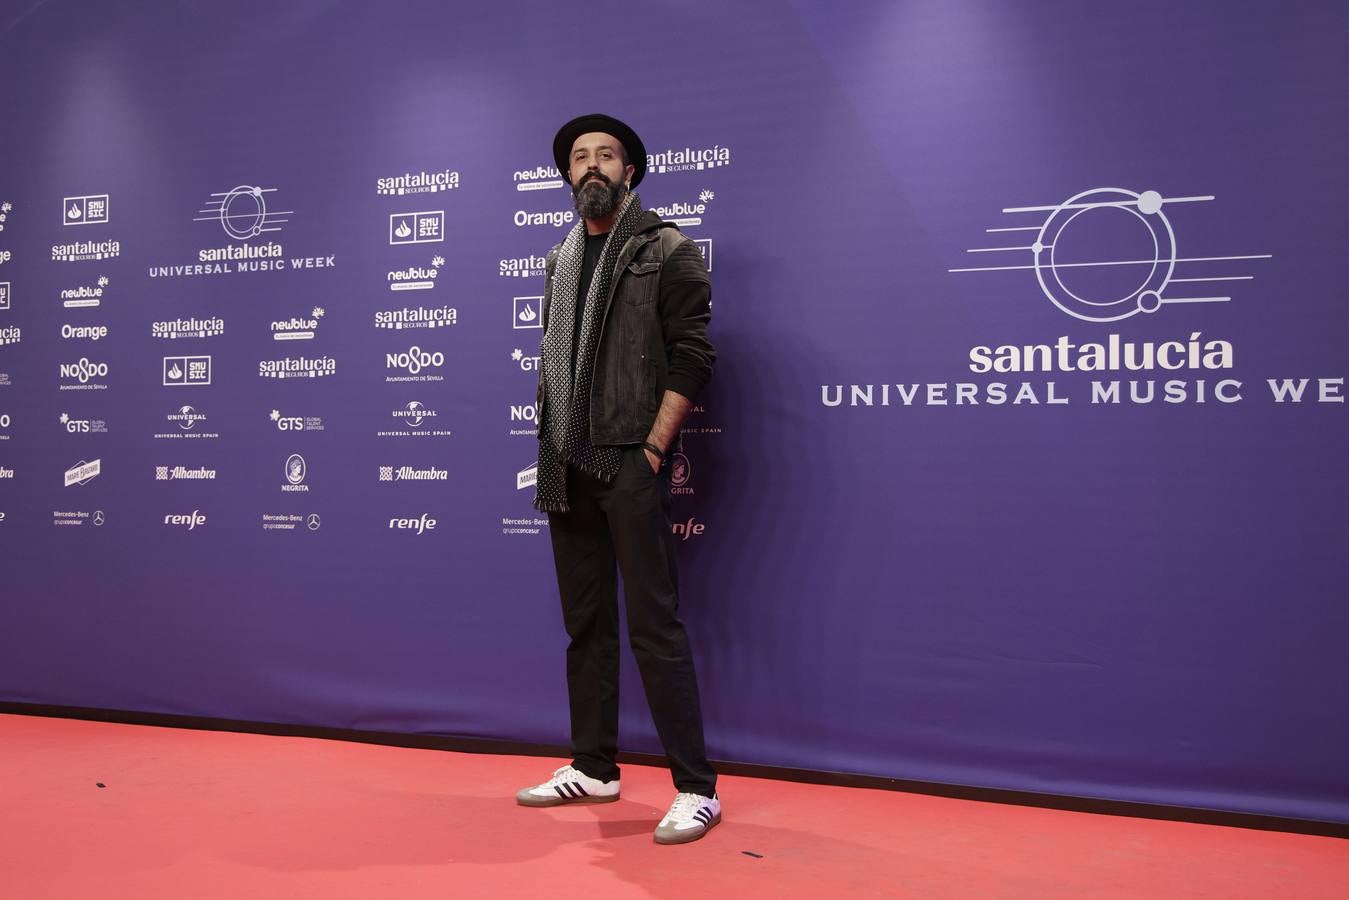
515, 765, 620, 807
654, 792, 721, 844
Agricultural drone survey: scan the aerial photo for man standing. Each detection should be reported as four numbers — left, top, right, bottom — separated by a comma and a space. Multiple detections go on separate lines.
515, 114, 720, 845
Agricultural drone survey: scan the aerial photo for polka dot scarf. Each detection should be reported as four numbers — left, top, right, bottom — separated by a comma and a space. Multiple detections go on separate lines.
534, 192, 643, 513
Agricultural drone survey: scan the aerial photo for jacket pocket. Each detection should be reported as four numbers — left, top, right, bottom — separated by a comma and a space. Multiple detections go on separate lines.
622, 259, 660, 306
645, 357, 661, 414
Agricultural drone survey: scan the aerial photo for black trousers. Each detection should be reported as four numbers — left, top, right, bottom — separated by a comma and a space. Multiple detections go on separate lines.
547, 446, 716, 798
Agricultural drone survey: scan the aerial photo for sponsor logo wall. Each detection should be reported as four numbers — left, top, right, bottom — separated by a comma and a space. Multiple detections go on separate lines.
0, 0, 1344, 829
0, 203, 11, 387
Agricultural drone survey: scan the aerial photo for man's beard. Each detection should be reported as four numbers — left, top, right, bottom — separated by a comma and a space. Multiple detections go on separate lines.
572, 173, 626, 219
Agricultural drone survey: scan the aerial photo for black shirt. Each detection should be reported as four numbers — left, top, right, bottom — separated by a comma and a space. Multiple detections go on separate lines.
572, 231, 608, 371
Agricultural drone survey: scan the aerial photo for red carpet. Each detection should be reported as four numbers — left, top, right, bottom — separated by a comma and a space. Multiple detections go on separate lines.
1, 713, 1344, 898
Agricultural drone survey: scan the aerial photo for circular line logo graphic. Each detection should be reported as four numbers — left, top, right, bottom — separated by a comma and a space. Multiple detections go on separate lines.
950, 187, 1271, 323
196, 185, 290, 240
1034, 188, 1173, 323
219, 186, 267, 240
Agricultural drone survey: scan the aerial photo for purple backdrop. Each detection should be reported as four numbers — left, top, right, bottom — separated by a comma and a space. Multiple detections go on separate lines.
0, 0, 1345, 824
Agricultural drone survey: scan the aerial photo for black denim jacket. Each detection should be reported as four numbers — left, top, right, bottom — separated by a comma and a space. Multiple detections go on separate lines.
538, 211, 716, 447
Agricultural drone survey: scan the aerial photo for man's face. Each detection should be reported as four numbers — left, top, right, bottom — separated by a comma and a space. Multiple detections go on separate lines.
569, 131, 634, 219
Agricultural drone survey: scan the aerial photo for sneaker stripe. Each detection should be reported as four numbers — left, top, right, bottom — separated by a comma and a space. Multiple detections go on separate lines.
574, 783, 589, 797
554, 785, 569, 799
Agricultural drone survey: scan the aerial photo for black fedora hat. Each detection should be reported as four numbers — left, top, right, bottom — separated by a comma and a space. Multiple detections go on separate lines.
553, 113, 647, 188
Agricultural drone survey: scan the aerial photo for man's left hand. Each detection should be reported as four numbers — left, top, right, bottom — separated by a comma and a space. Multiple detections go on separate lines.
643, 448, 662, 474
